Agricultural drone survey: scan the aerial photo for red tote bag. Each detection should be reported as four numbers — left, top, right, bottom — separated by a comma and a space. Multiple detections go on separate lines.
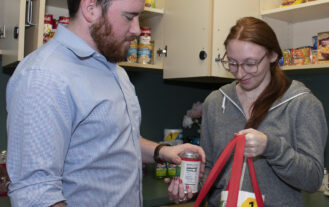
194, 135, 264, 207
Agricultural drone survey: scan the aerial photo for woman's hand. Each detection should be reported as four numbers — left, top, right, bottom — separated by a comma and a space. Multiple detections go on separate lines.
235, 128, 267, 157
166, 177, 193, 204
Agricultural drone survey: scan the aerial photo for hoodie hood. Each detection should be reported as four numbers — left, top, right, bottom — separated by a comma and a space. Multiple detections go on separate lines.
219, 80, 310, 114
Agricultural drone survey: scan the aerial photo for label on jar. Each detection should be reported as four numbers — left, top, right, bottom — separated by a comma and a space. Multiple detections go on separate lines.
177, 152, 201, 193
137, 44, 152, 64
139, 27, 151, 45
127, 42, 137, 63
155, 162, 167, 179
167, 163, 177, 178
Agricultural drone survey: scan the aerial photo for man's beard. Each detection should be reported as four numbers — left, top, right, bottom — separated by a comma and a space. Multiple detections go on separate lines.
90, 16, 131, 63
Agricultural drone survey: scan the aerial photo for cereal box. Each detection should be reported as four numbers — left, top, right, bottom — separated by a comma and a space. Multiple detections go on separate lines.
317, 32, 329, 63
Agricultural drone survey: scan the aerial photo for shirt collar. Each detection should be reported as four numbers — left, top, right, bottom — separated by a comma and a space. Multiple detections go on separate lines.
53, 24, 96, 58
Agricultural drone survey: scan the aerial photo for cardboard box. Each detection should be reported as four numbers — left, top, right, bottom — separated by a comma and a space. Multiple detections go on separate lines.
317, 32, 329, 63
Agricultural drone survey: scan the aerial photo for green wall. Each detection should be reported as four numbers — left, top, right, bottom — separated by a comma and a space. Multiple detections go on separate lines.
0, 61, 329, 168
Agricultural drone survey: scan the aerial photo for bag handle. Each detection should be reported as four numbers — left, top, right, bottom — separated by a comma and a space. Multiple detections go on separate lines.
194, 135, 264, 207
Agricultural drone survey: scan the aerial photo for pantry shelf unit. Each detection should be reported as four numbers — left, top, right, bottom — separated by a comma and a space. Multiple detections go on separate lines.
118, 62, 163, 70
282, 63, 329, 71
261, 0, 329, 23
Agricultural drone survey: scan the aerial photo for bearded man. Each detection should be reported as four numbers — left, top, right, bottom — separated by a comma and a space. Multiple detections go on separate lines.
5, 0, 205, 206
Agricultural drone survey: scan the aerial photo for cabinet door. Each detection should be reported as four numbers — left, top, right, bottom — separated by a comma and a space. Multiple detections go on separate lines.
163, 0, 260, 80
0, 0, 44, 67
211, 0, 260, 78
163, 0, 213, 79
0, 0, 26, 66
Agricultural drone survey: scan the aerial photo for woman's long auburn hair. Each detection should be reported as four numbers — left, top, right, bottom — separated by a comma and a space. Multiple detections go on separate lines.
224, 17, 291, 129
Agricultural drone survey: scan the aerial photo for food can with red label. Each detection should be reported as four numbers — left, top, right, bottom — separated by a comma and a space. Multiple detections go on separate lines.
176, 152, 201, 193
58, 16, 70, 25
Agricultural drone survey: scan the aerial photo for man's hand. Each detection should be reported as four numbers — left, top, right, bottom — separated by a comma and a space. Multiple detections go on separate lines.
159, 143, 206, 177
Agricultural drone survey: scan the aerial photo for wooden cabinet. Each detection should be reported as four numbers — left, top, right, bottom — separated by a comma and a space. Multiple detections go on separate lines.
0, 0, 45, 67
161, 0, 260, 80
2, 0, 329, 78
261, 0, 329, 71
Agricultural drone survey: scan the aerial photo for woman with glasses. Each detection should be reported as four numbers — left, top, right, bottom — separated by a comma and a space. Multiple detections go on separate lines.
199, 17, 328, 206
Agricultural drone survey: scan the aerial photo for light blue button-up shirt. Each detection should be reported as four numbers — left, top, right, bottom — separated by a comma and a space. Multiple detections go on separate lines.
6, 24, 143, 207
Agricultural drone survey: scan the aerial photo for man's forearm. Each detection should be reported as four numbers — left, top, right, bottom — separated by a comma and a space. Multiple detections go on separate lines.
140, 137, 158, 163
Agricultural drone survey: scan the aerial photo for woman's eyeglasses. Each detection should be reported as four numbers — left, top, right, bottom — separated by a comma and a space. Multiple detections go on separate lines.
221, 52, 267, 73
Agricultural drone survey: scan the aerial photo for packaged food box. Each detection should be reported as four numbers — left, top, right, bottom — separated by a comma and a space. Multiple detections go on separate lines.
280, 0, 305, 7
311, 49, 318, 64
282, 49, 292, 66
317, 32, 329, 63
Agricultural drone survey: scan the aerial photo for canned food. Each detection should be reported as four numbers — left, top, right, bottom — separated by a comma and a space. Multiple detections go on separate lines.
137, 44, 152, 64
58, 16, 70, 25
155, 162, 167, 179
167, 163, 177, 178
127, 42, 137, 63
177, 152, 201, 193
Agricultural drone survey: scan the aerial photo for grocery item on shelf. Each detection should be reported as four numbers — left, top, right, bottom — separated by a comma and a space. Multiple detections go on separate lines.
145, 0, 155, 8
58, 16, 70, 26
127, 38, 138, 63
280, 33, 327, 66
282, 49, 292, 66
43, 14, 54, 43
43, 14, 70, 43
311, 49, 318, 64
280, 0, 306, 7
137, 44, 152, 64
137, 26, 153, 64
317, 31, 329, 63
139, 27, 151, 45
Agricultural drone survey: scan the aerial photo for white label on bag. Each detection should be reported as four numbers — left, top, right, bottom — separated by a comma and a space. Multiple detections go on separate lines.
219, 190, 265, 207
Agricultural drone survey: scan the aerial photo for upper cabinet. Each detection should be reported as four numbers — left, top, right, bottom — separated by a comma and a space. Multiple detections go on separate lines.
162, 0, 260, 80
260, 0, 329, 71
0, 0, 45, 67
2, 0, 329, 79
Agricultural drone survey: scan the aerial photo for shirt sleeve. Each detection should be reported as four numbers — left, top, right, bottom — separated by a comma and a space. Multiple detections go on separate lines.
6, 69, 72, 207
263, 93, 328, 192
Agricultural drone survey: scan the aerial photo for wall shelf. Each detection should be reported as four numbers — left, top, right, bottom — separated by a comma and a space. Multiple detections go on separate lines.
118, 62, 163, 70
46, 0, 67, 9
141, 7, 164, 20
261, 0, 329, 23
282, 63, 329, 71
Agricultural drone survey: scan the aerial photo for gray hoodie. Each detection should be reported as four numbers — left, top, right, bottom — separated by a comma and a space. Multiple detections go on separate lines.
201, 80, 328, 207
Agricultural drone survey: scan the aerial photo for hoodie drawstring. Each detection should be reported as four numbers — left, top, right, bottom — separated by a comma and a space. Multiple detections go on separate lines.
222, 96, 226, 113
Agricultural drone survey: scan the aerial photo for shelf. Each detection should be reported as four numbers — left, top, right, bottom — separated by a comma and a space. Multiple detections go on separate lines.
261, 0, 329, 23
118, 62, 163, 70
46, 0, 67, 9
141, 7, 164, 20
282, 63, 329, 70
45, 1, 165, 14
